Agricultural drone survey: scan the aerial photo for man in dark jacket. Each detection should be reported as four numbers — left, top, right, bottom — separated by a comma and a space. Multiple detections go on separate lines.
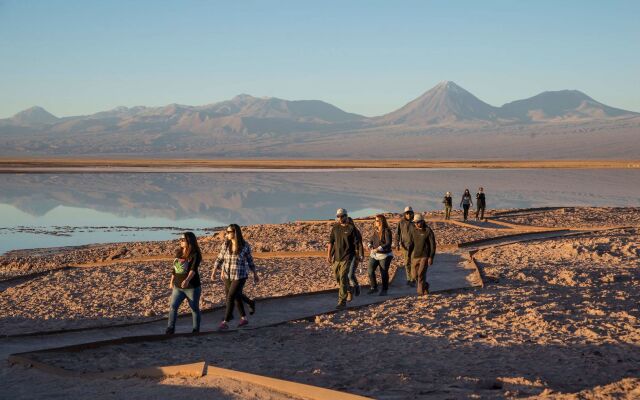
475, 187, 486, 221
328, 208, 359, 309
395, 206, 416, 286
408, 213, 436, 296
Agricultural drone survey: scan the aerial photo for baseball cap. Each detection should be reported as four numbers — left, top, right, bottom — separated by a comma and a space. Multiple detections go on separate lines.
413, 213, 425, 223
404, 206, 413, 213
336, 208, 347, 216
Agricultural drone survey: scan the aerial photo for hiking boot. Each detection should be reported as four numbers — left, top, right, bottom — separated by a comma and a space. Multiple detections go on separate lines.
346, 291, 353, 302
192, 328, 199, 334
367, 287, 378, 295
238, 318, 249, 327
354, 285, 361, 296
248, 299, 256, 315
335, 302, 347, 310
165, 327, 175, 335
379, 289, 388, 296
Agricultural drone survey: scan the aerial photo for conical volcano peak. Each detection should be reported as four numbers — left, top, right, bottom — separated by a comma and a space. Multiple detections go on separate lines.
380, 81, 498, 125
11, 106, 59, 126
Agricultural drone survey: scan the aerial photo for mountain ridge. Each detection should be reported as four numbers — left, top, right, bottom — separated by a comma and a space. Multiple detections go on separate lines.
5, 82, 637, 129
1, 82, 638, 158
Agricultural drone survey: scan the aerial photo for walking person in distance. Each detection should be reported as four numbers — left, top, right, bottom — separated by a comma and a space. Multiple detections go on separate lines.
475, 187, 486, 221
460, 189, 473, 222
443, 192, 453, 220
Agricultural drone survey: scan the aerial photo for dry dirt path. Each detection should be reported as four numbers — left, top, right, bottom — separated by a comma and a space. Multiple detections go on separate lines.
2, 251, 479, 358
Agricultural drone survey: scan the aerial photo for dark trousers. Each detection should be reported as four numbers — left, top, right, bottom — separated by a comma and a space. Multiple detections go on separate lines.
463, 204, 470, 220
368, 255, 393, 290
224, 278, 247, 322
348, 256, 359, 288
412, 257, 429, 295
476, 206, 485, 220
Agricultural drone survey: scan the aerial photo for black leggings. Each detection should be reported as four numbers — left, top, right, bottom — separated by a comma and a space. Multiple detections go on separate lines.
224, 278, 249, 321
463, 204, 470, 220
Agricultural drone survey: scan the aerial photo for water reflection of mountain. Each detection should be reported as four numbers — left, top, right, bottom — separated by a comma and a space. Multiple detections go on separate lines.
0, 170, 638, 225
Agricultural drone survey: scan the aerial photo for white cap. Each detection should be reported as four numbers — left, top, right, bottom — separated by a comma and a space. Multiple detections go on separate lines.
413, 213, 425, 222
404, 206, 413, 213
336, 208, 347, 216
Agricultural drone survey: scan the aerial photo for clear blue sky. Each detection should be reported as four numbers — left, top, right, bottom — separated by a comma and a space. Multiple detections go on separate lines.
1, 0, 639, 118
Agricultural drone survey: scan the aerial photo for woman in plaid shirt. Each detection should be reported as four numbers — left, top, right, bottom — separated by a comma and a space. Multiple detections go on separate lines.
211, 224, 260, 330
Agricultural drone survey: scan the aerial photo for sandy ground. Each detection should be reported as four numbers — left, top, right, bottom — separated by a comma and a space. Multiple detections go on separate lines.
2, 207, 639, 399
495, 207, 640, 228
2, 366, 298, 400
25, 227, 640, 399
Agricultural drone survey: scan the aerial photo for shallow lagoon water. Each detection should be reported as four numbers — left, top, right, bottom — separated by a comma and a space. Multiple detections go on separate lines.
1, 169, 638, 253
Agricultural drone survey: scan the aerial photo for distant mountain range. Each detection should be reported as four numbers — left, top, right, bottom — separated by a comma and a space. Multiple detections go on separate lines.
1, 81, 639, 158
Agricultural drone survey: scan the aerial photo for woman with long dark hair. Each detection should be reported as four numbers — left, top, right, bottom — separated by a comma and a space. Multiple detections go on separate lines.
211, 224, 259, 330
166, 231, 202, 334
460, 188, 473, 221
367, 214, 394, 296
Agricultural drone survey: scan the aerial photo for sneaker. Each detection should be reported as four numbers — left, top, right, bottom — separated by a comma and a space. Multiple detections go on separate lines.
248, 299, 256, 315
335, 302, 347, 310
379, 289, 388, 296
192, 328, 200, 334
165, 327, 175, 335
354, 285, 361, 296
409, 280, 416, 287
346, 291, 353, 302
367, 287, 378, 295
238, 318, 249, 327
218, 321, 229, 331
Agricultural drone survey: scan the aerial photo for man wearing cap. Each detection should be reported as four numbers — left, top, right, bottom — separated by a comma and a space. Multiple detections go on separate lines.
328, 208, 360, 309
395, 206, 416, 286
443, 192, 453, 220
408, 213, 436, 296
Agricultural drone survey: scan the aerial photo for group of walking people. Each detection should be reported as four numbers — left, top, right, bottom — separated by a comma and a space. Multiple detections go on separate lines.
165, 195, 480, 331
442, 187, 487, 221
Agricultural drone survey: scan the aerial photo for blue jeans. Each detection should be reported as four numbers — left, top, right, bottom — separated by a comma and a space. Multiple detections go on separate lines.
368, 255, 393, 290
348, 257, 359, 287
167, 286, 201, 331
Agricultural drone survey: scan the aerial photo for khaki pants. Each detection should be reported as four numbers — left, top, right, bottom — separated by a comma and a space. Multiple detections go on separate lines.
402, 248, 413, 281
333, 259, 351, 304
412, 257, 429, 295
